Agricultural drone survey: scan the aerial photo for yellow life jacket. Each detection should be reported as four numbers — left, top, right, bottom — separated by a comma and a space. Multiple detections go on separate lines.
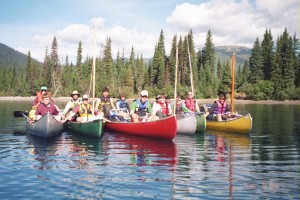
79, 103, 93, 118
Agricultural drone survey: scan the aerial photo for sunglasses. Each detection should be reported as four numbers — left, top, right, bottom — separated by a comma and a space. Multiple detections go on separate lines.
141, 95, 148, 98
41, 90, 47, 92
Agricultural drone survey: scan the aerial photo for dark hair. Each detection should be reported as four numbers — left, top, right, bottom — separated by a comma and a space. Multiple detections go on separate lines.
218, 93, 227, 100
102, 87, 109, 93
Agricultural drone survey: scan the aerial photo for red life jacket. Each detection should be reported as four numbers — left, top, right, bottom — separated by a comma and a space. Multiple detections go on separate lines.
185, 98, 196, 111
158, 102, 169, 115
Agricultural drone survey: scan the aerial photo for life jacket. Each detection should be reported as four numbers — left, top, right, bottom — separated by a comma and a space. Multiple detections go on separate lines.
185, 98, 196, 112
175, 103, 184, 114
157, 102, 170, 116
213, 100, 227, 115
33, 91, 52, 107
116, 99, 129, 109
79, 103, 93, 118
97, 95, 112, 112
134, 98, 149, 117
69, 99, 82, 108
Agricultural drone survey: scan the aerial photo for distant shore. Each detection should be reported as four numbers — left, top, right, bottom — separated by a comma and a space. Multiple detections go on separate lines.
0, 96, 299, 104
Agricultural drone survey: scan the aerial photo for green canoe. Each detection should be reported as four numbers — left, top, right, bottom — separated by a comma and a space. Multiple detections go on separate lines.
65, 119, 103, 138
195, 113, 206, 132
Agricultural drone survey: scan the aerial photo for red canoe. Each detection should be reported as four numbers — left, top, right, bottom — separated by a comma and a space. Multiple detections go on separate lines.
104, 115, 177, 140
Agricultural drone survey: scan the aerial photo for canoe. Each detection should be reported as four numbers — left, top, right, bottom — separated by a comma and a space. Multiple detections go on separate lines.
176, 114, 197, 135
104, 115, 177, 140
206, 113, 252, 134
26, 112, 64, 138
195, 113, 206, 132
64, 119, 103, 138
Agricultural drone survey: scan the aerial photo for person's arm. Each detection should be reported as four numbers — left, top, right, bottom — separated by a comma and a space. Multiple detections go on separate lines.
95, 98, 100, 111
63, 102, 71, 115
130, 101, 137, 115
110, 98, 116, 109
116, 101, 120, 109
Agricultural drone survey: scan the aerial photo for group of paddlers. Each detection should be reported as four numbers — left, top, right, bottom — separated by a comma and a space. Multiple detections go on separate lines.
29, 86, 235, 123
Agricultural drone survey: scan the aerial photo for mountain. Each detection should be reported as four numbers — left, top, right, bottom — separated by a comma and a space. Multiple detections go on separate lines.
215, 45, 251, 69
0, 42, 30, 68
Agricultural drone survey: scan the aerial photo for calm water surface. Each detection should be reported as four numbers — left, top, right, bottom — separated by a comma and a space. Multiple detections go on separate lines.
0, 100, 299, 199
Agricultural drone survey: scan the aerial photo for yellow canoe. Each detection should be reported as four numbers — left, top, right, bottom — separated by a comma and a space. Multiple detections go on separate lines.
206, 113, 252, 134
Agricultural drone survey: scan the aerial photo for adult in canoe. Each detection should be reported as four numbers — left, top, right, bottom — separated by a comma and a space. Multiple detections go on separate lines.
130, 90, 152, 122
151, 93, 172, 120
62, 90, 82, 118
95, 87, 116, 118
34, 93, 63, 122
63, 95, 102, 123
208, 93, 235, 121
184, 91, 200, 113
171, 96, 193, 117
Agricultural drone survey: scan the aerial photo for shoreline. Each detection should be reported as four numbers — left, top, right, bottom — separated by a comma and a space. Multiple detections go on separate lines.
0, 96, 299, 105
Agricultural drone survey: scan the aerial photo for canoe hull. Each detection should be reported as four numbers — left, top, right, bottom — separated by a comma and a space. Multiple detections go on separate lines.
195, 114, 206, 132
176, 115, 197, 135
65, 119, 103, 138
206, 113, 252, 134
26, 113, 64, 138
104, 115, 177, 140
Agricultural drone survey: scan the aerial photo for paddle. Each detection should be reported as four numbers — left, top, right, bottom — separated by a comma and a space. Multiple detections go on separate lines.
13, 111, 29, 118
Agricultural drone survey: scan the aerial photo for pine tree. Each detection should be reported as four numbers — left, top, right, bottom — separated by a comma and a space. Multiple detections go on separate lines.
203, 30, 216, 74
261, 29, 275, 80
169, 35, 177, 86
249, 37, 264, 83
218, 60, 231, 94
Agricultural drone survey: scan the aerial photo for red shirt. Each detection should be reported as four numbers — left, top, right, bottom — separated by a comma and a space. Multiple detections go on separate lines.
35, 103, 59, 116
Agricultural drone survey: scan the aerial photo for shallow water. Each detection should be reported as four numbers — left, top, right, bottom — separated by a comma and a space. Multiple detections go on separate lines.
0, 101, 299, 199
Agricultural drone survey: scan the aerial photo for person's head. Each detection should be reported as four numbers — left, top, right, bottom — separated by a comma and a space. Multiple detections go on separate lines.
119, 93, 126, 101
42, 93, 50, 105
71, 90, 80, 100
82, 94, 89, 104
176, 96, 182, 104
218, 93, 227, 101
140, 90, 148, 103
187, 91, 193, 99
40, 86, 47, 95
102, 87, 109, 97
157, 93, 166, 103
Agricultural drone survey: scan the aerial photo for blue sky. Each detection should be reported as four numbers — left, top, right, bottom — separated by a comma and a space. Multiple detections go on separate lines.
0, 0, 298, 63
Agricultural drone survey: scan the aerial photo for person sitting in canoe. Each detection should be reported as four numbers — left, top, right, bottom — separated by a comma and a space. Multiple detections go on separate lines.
130, 90, 152, 122
184, 91, 200, 113
34, 93, 63, 121
63, 95, 102, 122
62, 90, 82, 118
110, 93, 130, 122
95, 87, 116, 118
209, 93, 235, 121
29, 86, 57, 120
115, 93, 130, 111
171, 96, 193, 118
151, 93, 172, 120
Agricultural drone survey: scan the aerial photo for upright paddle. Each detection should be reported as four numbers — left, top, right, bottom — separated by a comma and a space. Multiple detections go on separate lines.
13, 111, 29, 118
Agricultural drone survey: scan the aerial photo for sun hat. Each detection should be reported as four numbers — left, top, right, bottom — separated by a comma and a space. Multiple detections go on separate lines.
140, 90, 148, 96
41, 86, 47, 90
71, 90, 80, 97
82, 94, 89, 99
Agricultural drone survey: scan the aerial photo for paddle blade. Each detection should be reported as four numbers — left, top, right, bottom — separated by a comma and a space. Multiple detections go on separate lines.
13, 111, 29, 117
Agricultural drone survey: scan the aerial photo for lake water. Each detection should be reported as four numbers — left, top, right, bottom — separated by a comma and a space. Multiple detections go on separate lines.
0, 100, 299, 199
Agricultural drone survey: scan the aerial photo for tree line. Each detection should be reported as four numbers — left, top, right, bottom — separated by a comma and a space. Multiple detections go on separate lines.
0, 28, 299, 100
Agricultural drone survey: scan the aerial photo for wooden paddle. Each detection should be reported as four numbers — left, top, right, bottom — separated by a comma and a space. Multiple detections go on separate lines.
13, 111, 29, 118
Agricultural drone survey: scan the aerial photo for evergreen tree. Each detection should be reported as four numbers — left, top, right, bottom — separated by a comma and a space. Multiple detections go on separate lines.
203, 30, 216, 74
261, 29, 275, 80
25, 51, 33, 95
218, 60, 231, 94
169, 35, 177, 86
249, 37, 264, 83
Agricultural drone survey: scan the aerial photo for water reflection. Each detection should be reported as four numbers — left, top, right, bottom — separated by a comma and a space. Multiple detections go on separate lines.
103, 133, 177, 168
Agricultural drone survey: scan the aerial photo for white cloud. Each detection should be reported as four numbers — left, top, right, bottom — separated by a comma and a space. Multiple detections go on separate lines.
166, 0, 298, 48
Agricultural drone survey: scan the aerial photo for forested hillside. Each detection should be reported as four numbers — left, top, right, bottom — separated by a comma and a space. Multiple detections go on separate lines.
0, 28, 299, 100
0, 43, 33, 69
